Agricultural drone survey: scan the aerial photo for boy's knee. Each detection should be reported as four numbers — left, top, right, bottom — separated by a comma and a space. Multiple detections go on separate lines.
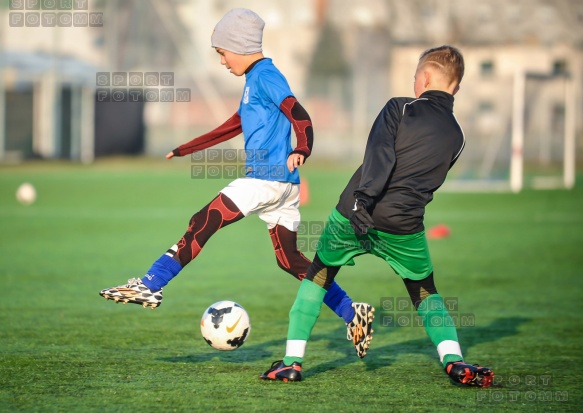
306, 253, 338, 289
403, 272, 438, 309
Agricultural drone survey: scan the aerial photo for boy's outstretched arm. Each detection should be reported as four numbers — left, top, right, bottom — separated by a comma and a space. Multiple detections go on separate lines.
279, 96, 314, 171
166, 112, 243, 159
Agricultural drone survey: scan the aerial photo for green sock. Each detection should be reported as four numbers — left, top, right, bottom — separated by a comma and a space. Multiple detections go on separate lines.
283, 280, 326, 365
417, 294, 463, 367
283, 356, 303, 365
443, 354, 464, 366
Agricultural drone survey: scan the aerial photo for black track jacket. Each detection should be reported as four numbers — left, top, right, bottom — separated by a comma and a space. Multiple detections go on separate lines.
336, 90, 465, 235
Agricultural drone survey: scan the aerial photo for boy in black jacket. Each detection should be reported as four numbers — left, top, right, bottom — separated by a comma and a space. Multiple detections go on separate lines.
260, 45, 494, 387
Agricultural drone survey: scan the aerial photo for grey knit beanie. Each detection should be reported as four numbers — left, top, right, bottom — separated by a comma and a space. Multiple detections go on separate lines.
211, 8, 265, 55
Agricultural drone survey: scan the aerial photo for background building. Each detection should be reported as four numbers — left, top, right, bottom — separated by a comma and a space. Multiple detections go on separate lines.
1, 0, 581, 189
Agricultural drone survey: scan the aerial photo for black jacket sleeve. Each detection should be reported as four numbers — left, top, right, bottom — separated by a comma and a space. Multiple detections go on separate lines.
355, 99, 402, 200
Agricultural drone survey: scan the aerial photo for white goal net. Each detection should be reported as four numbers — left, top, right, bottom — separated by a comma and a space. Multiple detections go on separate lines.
443, 71, 576, 192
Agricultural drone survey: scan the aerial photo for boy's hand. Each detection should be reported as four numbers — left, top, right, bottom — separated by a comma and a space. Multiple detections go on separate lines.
166, 151, 174, 159
287, 153, 305, 172
350, 197, 374, 235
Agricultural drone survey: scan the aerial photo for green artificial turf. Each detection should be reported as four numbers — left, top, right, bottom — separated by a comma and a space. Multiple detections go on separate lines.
0, 158, 581, 412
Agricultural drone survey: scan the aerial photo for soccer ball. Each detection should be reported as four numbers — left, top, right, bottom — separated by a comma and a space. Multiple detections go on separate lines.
200, 300, 250, 351
16, 183, 36, 206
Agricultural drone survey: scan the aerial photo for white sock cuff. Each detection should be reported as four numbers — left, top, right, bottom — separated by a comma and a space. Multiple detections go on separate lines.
286, 340, 307, 358
437, 340, 462, 363
164, 244, 178, 257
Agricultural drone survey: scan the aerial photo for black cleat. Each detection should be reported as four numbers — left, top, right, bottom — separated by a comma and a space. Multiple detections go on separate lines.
260, 360, 302, 382
445, 361, 494, 387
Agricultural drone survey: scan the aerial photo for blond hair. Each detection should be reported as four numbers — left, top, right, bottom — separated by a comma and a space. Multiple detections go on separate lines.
419, 45, 465, 86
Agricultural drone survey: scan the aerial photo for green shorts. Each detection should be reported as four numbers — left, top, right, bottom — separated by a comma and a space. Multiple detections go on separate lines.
316, 208, 433, 280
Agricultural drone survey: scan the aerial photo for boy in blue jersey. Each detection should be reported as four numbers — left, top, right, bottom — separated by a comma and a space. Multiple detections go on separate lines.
99, 8, 374, 358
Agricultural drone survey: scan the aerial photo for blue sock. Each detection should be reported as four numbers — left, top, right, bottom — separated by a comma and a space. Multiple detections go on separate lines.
323, 281, 355, 323
141, 254, 183, 290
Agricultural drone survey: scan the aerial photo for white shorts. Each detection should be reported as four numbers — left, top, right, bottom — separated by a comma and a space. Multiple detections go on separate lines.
220, 178, 301, 232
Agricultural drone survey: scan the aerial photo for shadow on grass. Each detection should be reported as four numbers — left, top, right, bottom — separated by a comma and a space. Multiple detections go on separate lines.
157, 328, 355, 365
304, 316, 530, 378
159, 316, 529, 378
158, 339, 278, 364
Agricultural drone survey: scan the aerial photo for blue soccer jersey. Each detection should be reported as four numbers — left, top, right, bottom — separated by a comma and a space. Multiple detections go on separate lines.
238, 59, 299, 184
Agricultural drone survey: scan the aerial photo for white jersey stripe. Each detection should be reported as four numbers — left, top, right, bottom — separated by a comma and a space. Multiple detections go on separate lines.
451, 112, 466, 163
402, 98, 429, 116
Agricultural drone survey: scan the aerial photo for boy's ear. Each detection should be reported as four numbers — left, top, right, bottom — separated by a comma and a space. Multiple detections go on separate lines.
423, 70, 431, 89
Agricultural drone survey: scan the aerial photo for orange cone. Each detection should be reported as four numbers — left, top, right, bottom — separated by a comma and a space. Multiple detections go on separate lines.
427, 224, 451, 239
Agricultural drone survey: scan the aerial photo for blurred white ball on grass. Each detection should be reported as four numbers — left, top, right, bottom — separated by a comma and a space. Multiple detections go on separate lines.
16, 183, 37, 206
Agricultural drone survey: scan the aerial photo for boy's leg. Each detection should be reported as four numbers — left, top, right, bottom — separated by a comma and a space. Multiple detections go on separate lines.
99, 193, 244, 307
261, 210, 378, 381
270, 212, 375, 357
284, 253, 341, 362
260, 252, 338, 381
371, 230, 493, 386
370, 230, 457, 357
268, 224, 355, 323
404, 273, 493, 387
403, 273, 463, 365
144, 192, 244, 289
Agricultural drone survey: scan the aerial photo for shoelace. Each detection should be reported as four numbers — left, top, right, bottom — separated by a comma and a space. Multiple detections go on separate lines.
352, 324, 364, 345
125, 278, 142, 287
346, 322, 354, 340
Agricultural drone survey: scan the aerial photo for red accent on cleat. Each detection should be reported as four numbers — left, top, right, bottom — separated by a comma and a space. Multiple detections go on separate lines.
260, 360, 302, 382
446, 361, 494, 388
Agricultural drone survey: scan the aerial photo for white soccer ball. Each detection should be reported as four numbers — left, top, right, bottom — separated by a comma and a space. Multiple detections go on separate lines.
16, 183, 37, 206
200, 300, 251, 351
